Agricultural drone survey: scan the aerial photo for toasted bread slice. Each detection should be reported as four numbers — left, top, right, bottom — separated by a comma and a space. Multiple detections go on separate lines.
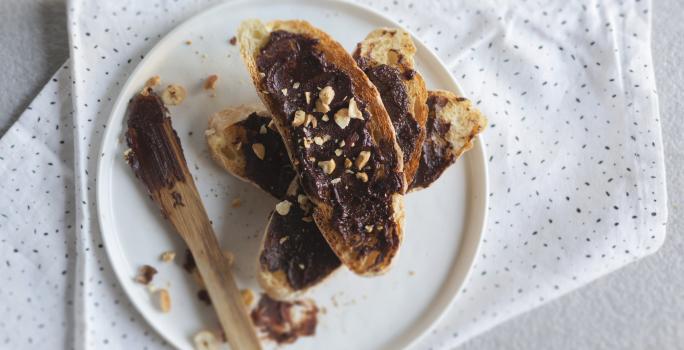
353, 28, 428, 185
411, 90, 487, 190
238, 19, 405, 275
206, 104, 295, 199
257, 180, 341, 300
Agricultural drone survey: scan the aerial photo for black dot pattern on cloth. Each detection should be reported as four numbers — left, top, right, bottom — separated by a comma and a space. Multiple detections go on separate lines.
0, 0, 664, 348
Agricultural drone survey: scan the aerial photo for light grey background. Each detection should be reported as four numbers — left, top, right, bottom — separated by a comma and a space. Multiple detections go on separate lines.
1, 0, 682, 348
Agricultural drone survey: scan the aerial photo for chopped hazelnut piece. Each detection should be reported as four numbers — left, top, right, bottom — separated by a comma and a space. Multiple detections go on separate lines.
305, 114, 317, 128
299, 263, 306, 270
145, 75, 161, 89
259, 124, 267, 134
305, 91, 311, 104
241, 289, 254, 306
281, 88, 288, 96
135, 265, 157, 285
315, 99, 331, 113
293, 82, 300, 89
318, 159, 336, 175
297, 194, 309, 206
156, 289, 171, 313
344, 158, 352, 169
355, 151, 371, 170
279, 236, 289, 244
331, 178, 341, 184
292, 110, 306, 127
160, 251, 176, 263
322, 114, 329, 122
319, 86, 335, 105
313, 136, 324, 146
364, 225, 374, 232
193, 330, 219, 350
251, 143, 265, 160
275, 200, 292, 215
356, 172, 369, 182
230, 197, 242, 208
334, 149, 343, 157
161, 84, 186, 106
259, 72, 266, 78
203, 74, 219, 90
348, 98, 363, 119
303, 137, 313, 149
334, 108, 350, 129
339, 140, 346, 147
204, 128, 216, 137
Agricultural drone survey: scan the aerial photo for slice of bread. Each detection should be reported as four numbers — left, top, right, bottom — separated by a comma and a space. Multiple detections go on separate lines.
257, 180, 341, 300
206, 104, 295, 199
353, 28, 428, 185
410, 90, 487, 190
238, 19, 406, 275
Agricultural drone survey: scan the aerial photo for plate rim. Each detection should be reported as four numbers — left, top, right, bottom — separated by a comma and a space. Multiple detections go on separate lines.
95, 0, 489, 349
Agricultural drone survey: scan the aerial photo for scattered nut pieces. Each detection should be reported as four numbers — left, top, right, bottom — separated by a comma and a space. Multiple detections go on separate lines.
135, 265, 158, 285
315, 99, 331, 113
364, 225, 374, 232
281, 88, 288, 96
331, 177, 341, 184
313, 136, 325, 146
279, 236, 290, 244
293, 82, 300, 89
123, 148, 134, 161
318, 159, 336, 175
348, 98, 363, 119
203, 75, 218, 91
305, 91, 311, 104
319, 86, 335, 105
321, 114, 329, 122
303, 137, 313, 149
292, 110, 306, 127
204, 128, 216, 137
251, 143, 265, 160
334, 108, 350, 129
161, 84, 187, 106
156, 288, 171, 313
193, 330, 219, 350
339, 140, 346, 147
230, 197, 242, 208
145, 75, 161, 89
356, 172, 369, 183
355, 151, 371, 170
334, 149, 343, 157
298, 263, 306, 270
241, 289, 254, 306
275, 200, 292, 215
160, 251, 176, 263
259, 124, 268, 134
344, 158, 353, 169
305, 114, 317, 128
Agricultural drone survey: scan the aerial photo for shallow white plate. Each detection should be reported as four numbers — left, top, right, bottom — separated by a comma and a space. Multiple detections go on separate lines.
97, 1, 488, 349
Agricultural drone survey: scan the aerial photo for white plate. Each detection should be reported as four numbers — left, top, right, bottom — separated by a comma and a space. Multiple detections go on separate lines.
97, 1, 488, 349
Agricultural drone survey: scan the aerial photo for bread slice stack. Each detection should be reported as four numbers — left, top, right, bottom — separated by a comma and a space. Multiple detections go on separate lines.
205, 20, 487, 299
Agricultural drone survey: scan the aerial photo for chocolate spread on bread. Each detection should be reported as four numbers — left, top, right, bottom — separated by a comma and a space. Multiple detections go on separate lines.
125, 91, 186, 193
260, 186, 341, 290
251, 294, 318, 344
411, 95, 463, 189
256, 31, 402, 266
238, 112, 295, 199
356, 58, 420, 172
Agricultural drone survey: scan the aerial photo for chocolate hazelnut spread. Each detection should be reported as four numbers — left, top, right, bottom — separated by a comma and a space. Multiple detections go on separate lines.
260, 186, 341, 290
411, 95, 457, 189
256, 31, 403, 266
251, 294, 318, 344
238, 112, 295, 199
356, 59, 420, 171
125, 91, 186, 193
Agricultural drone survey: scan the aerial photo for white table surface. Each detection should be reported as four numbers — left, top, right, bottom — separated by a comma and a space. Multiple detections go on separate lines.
1, 0, 682, 348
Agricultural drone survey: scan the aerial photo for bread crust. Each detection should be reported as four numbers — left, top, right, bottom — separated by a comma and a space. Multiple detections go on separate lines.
238, 19, 406, 275
354, 28, 428, 184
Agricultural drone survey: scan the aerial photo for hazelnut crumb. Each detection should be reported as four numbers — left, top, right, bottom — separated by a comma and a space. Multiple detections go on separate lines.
292, 110, 306, 127
145, 75, 161, 89
315, 99, 331, 113
334, 149, 343, 157
334, 108, 350, 129
161, 84, 186, 106
281, 88, 288, 96
322, 114, 329, 122
275, 200, 292, 215
305, 91, 311, 104
344, 158, 352, 169
156, 288, 171, 313
298, 263, 305, 270
356, 172, 369, 183
160, 251, 176, 263
348, 98, 363, 119
135, 265, 157, 285
240, 289, 254, 306
331, 178, 341, 184
259, 124, 267, 134
203, 74, 219, 90
319, 86, 335, 105
251, 143, 265, 160
317, 159, 336, 175
364, 225, 374, 232
279, 236, 289, 244
355, 151, 371, 170
293, 82, 300, 89
230, 197, 242, 208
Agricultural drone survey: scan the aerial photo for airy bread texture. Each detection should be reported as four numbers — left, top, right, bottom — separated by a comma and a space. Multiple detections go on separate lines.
237, 19, 405, 275
354, 28, 428, 184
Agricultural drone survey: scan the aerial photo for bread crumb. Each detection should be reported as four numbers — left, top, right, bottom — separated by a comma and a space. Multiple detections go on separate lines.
160, 251, 176, 263
231, 197, 242, 208
203, 74, 218, 90
135, 265, 157, 285
161, 84, 186, 106
185, 40, 192, 45
156, 288, 171, 313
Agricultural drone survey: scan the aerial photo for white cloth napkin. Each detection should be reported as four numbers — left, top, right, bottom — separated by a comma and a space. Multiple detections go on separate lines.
0, 0, 666, 348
